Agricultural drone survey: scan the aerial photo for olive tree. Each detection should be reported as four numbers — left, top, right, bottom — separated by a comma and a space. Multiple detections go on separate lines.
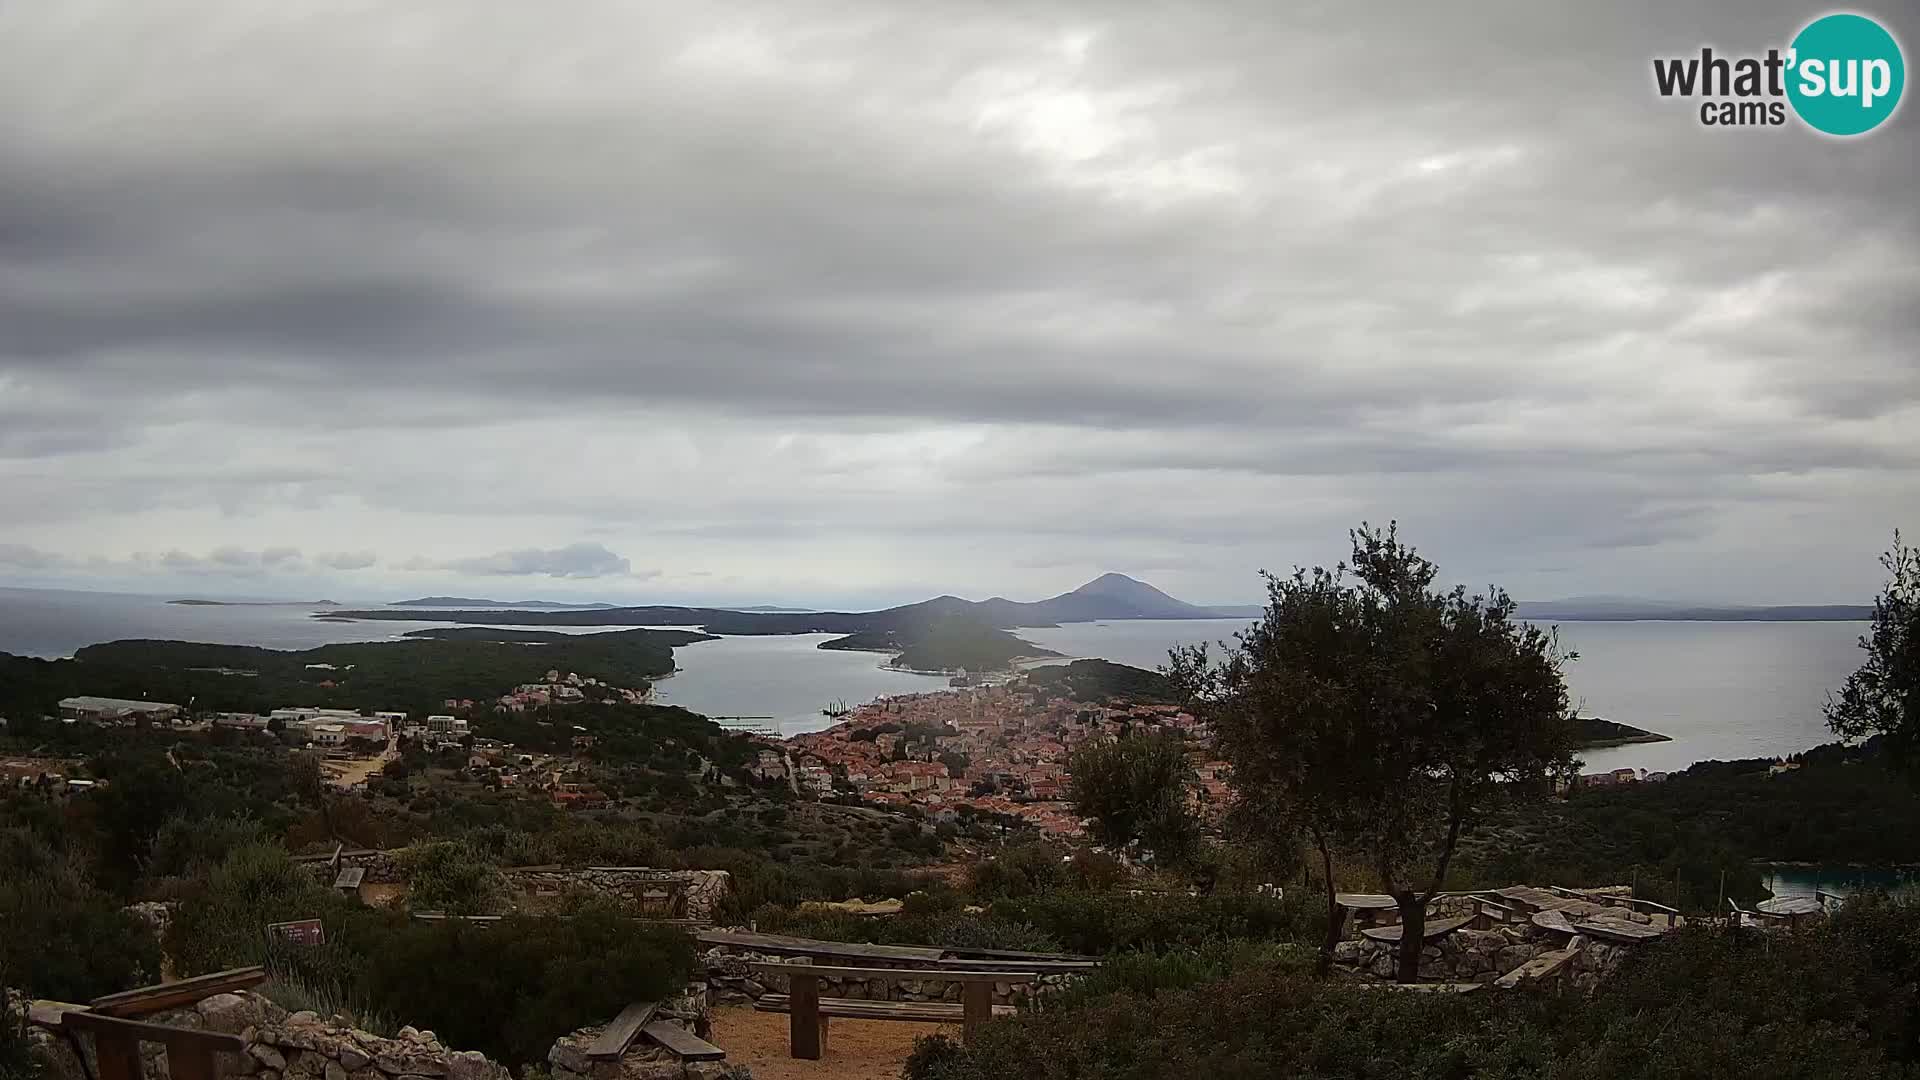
1067, 734, 1199, 867
1173, 524, 1577, 981
1827, 532, 1919, 775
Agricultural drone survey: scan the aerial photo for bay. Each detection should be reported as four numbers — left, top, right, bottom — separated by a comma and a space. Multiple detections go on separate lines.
650, 633, 951, 734
0, 588, 1873, 770
1016, 617, 1869, 773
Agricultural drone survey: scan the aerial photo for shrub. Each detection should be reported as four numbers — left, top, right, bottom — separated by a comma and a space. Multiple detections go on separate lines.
0, 982, 36, 1080
148, 814, 267, 879
0, 828, 160, 1000
968, 842, 1067, 900
403, 839, 507, 914
168, 843, 345, 975
989, 889, 1319, 955
352, 904, 692, 1066
1041, 939, 1316, 1011
907, 917, 1920, 1080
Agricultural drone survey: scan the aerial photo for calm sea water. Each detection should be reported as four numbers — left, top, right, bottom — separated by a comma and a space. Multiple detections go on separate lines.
652, 634, 951, 732
0, 587, 951, 733
1018, 617, 1869, 773
1764, 865, 1918, 902
0, 589, 1869, 765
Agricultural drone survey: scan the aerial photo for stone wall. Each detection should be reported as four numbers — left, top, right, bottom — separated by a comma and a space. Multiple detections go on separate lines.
1333, 924, 1641, 987
700, 947, 1078, 1008
1335, 927, 1539, 983
27, 991, 509, 1080
508, 868, 731, 924
545, 980, 748, 1080
301, 851, 404, 886
298, 857, 732, 922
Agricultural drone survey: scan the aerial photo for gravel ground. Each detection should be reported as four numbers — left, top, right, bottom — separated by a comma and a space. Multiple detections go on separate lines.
708, 1004, 960, 1080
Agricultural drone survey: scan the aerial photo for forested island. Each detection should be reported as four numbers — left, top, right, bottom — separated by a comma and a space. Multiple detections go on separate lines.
1571, 715, 1672, 748
0, 627, 699, 718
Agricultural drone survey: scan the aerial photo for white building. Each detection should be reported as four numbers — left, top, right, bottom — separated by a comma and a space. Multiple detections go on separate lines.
59, 697, 183, 725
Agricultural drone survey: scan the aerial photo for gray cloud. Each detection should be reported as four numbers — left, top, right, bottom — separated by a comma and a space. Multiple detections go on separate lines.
316, 551, 379, 571
0, 1, 1913, 606
433, 543, 638, 580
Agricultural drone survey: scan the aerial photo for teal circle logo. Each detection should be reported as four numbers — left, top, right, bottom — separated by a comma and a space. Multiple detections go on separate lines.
1787, 13, 1905, 135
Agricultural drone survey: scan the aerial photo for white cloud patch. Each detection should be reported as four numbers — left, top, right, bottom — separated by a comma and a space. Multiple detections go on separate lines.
432, 542, 638, 580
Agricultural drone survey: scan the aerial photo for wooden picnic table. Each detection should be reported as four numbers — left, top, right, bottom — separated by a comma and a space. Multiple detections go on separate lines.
1358, 915, 1472, 944
1756, 896, 1825, 920
748, 962, 1036, 1060
698, 929, 946, 963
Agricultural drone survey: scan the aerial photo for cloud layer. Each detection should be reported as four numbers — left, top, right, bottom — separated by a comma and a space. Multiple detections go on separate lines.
0, 1, 1913, 605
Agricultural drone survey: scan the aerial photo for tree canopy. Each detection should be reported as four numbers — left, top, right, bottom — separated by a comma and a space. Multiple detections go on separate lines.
1828, 531, 1919, 775
1172, 523, 1577, 980
1067, 734, 1198, 866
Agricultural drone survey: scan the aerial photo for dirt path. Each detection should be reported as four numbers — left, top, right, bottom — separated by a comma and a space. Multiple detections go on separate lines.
708, 1005, 957, 1080
325, 739, 395, 789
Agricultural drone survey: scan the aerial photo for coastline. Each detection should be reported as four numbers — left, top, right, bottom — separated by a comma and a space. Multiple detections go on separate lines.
1577, 732, 1675, 750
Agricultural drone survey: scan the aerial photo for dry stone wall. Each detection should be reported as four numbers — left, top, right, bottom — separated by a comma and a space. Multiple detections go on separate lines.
26, 991, 509, 1080
545, 980, 748, 1080
507, 868, 731, 923
299, 853, 731, 923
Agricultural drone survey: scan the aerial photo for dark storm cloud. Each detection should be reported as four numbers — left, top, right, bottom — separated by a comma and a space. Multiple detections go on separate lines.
0, 0, 1913, 603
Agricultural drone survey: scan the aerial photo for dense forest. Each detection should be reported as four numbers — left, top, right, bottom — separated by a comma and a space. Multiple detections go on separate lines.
0, 628, 697, 718
1022, 659, 1181, 703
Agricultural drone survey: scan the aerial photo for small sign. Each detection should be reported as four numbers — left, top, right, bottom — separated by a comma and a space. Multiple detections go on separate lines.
267, 918, 326, 947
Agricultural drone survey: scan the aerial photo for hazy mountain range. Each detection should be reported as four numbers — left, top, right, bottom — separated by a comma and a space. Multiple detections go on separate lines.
390, 596, 619, 609
354, 574, 1869, 629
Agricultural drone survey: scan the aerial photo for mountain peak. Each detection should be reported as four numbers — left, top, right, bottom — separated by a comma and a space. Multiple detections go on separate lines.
1078, 572, 1148, 590
1070, 572, 1181, 602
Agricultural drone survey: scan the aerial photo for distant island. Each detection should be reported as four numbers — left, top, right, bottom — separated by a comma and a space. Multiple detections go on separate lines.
390, 596, 619, 609
0, 626, 698, 719
170, 599, 340, 607
723, 604, 816, 613
400, 626, 717, 647
323, 573, 1872, 674
1573, 716, 1672, 749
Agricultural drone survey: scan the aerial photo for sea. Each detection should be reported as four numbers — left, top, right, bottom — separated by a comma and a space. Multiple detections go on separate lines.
0, 587, 1870, 773
1016, 617, 1870, 775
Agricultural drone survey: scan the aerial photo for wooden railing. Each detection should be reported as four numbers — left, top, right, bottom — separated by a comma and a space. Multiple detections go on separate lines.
29, 966, 268, 1080
56, 1010, 246, 1080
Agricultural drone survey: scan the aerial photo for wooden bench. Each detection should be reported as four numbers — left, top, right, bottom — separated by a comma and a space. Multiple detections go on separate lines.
1358, 915, 1472, 944
753, 995, 1017, 1023
749, 962, 1037, 1060
586, 1001, 727, 1064
88, 967, 269, 1018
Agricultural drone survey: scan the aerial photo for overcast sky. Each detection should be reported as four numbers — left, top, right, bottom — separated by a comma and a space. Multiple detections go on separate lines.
1, 1, 1914, 608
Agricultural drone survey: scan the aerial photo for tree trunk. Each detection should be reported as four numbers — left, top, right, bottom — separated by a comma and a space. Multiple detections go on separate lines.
1394, 894, 1426, 983
1317, 838, 1344, 975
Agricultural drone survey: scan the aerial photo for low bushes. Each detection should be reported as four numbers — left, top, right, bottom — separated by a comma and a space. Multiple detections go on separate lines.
1040, 939, 1316, 1011
0, 827, 160, 1001
989, 888, 1321, 955
347, 907, 692, 1066
402, 839, 507, 914
168, 845, 693, 1067
906, 893, 1920, 1080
